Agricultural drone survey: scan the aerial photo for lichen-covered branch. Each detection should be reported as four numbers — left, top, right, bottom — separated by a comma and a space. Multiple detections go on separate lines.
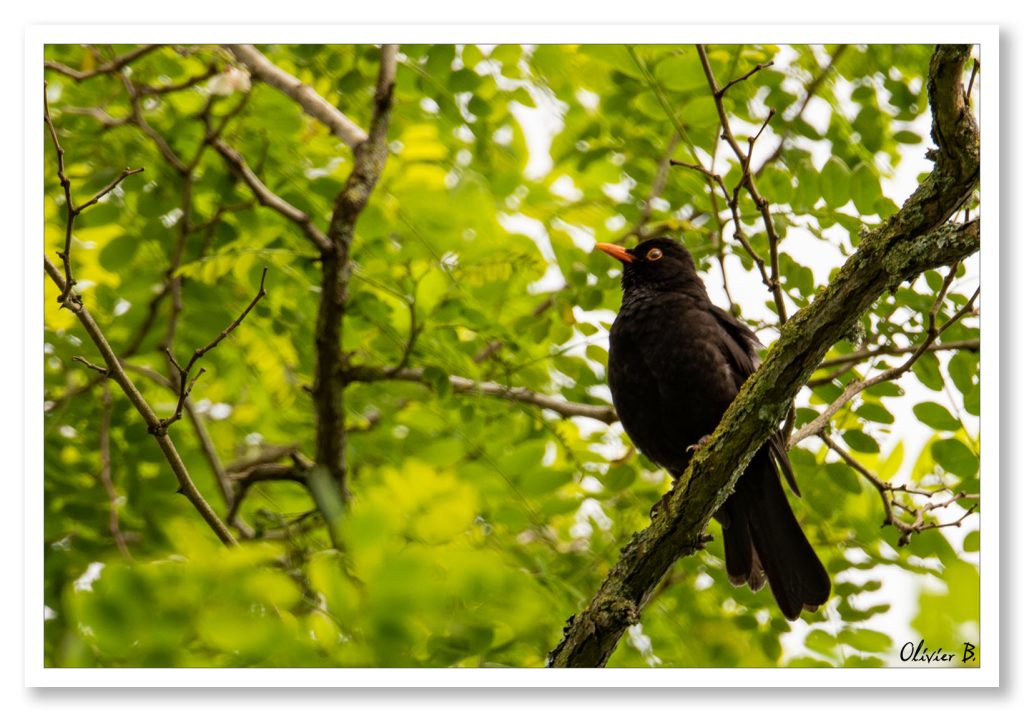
548, 44, 980, 668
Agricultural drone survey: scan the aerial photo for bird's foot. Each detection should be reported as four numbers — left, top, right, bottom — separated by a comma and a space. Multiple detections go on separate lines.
686, 434, 712, 453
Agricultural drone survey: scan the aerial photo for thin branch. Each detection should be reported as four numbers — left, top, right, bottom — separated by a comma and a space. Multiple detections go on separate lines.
966, 58, 980, 104
211, 138, 331, 251
44, 257, 236, 546
72, 356, 109, 375
124, 362, 253, 535
756, 45, 848, 175
76, 167, 145, 212
790, 278, 979, 448
225, 44, 369, 148
45, 84, 146, 308
59, 105, 130, 129
716, 60, 773, 98
159, 267, 268, 431
44, 45, 161, 80
97, 382, 132, 559
138, 64, 219, 95
697, 45, 788, 323
119, 73, 189, 174
815, 338, 979, 371
821, 432, 977, 546
347, 366, 618, 424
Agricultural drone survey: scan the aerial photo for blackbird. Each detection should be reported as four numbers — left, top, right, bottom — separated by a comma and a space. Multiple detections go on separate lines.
596, 236, 829, 620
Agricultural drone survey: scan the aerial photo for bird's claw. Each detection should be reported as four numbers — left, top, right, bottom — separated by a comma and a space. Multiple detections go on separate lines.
686, 434, 712, 453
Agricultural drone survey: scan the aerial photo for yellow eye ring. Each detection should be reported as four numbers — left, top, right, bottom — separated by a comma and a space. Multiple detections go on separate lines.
646, 247, 663, 261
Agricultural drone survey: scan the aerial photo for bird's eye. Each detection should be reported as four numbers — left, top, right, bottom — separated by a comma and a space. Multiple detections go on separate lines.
646, 248, 663, 261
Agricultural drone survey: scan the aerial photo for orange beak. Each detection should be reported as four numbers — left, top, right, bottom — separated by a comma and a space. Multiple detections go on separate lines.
595, 242, 635, 264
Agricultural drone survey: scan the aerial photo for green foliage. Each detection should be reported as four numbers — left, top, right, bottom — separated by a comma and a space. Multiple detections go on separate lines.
43, 43, 979, 668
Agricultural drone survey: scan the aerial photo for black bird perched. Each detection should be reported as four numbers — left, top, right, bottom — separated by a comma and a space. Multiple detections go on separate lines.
596, 236, 829, 620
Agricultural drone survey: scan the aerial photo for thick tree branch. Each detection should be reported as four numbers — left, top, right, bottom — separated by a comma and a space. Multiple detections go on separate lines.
225, 44, 369, 148
549, 44, 979, 668
313, 44, 397, 505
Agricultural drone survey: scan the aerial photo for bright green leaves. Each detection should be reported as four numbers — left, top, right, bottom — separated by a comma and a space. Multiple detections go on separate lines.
69, 536, 311, 666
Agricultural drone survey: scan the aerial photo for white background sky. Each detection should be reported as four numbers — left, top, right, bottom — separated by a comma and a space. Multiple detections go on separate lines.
2, 0, 1015, 706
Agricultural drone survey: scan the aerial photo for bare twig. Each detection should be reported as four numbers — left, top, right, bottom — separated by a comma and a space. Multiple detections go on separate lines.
697, 45, 788, 323
756, 45, 848, 174
716, 60, 774, 98
159, 267, 268, 431
815, 338, 979, 371
119, 72, 189, 174
966, 58, 980, 104
346, 365, 618, 424
211, 138, 331, 251
124, 362, 253, 535
45, 257, 236, 545
821, 432, 977, 546
791, 277, 979, 447
44, 45, 161, 80
44, 83, 144, 303
225, 44, 369, 148
138, 64, 219, 95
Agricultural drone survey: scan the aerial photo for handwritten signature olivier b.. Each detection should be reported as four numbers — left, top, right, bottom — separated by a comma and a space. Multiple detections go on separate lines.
900, 639, 976, 664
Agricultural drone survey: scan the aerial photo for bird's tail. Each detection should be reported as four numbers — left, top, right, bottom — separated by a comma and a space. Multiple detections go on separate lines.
717, 447, 830, 620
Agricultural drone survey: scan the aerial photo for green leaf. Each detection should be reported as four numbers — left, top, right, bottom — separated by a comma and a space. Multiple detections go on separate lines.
893, 130, 923, 144
838, 627, 892, 653
851, 163, 883, 215
842, 429, 880, 454
820, 157, 851, 208
931, 438, 978, 478
856, 402, 894, 424
804, 629, 837, 657
912, 353, 944, 391
98, 234, 138, 271
912, 402, 961, 431
652, 52, 706, 92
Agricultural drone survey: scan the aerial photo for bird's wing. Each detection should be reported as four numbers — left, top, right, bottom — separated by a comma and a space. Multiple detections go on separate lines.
710, 305, 801, 496
708, 304, 762, 381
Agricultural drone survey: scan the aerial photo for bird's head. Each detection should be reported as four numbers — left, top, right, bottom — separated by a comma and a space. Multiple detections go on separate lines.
595, 237, 704, 295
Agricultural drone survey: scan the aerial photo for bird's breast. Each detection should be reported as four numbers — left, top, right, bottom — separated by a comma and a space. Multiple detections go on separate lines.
607, 295, 736, 472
